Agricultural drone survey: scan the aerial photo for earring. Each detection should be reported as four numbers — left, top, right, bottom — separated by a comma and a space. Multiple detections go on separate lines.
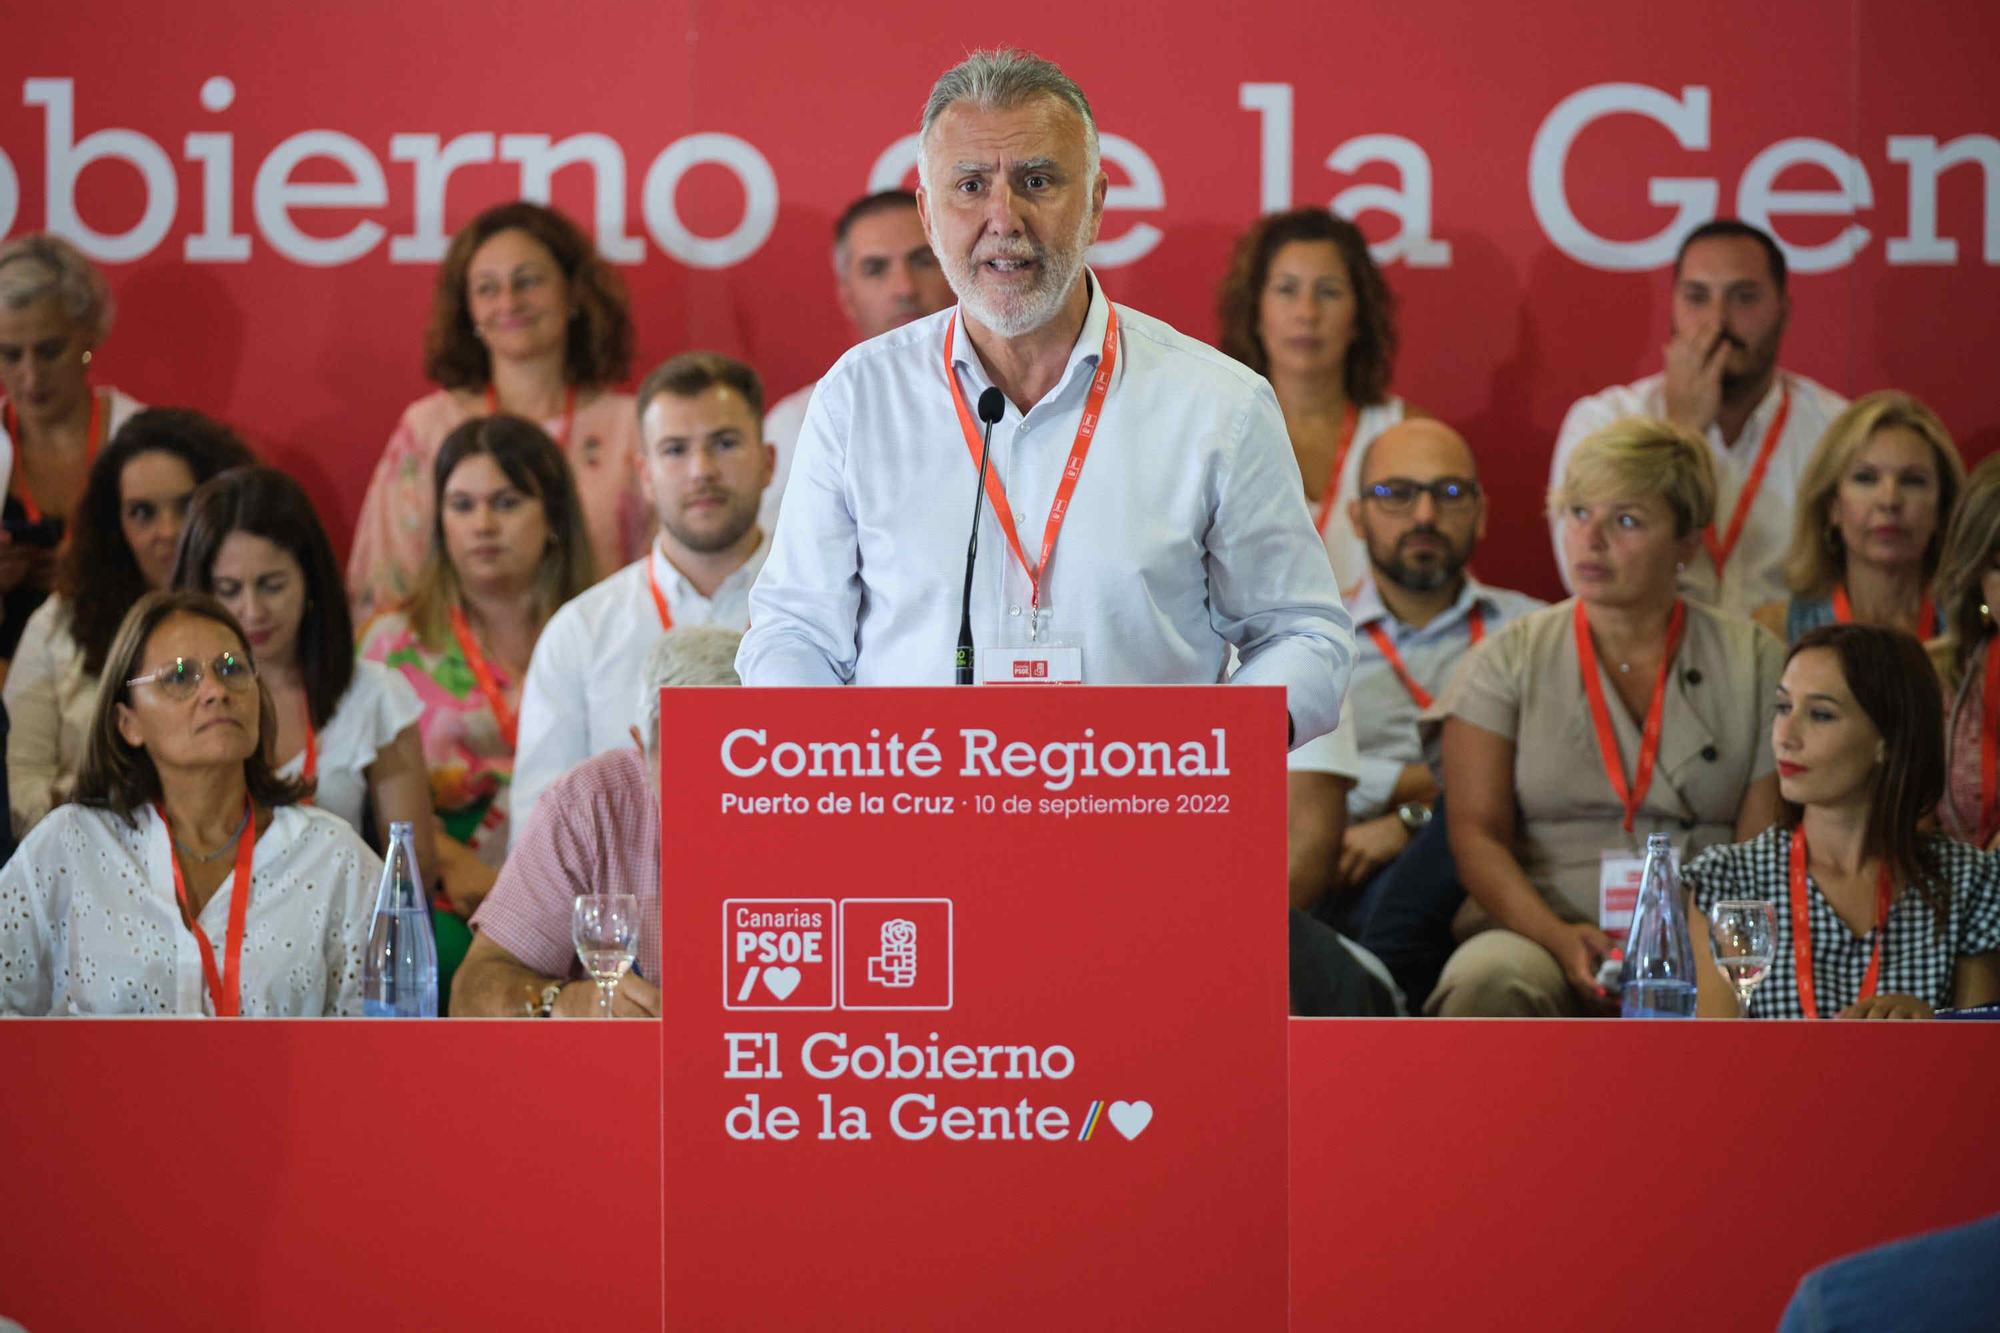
1675, 561, 1686, 573
1982, 603, 1993, 626
81, 350, 92, 366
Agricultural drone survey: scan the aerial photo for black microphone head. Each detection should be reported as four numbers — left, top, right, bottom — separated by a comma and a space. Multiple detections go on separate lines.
977, 387, 1006, 425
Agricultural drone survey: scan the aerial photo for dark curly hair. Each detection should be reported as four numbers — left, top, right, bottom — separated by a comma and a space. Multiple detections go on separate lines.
1216, 208, 1397, 406
56, 409, 256, 676
422, 201, 633, 390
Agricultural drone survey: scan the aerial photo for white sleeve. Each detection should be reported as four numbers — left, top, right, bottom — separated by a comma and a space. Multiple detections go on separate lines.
4, 601, 67, 838
0, 827, 54, 1014
1211, 380, 1354, 748
738, 370, 858, 687
509, 604, 595, 840
321, 818, 384, 1018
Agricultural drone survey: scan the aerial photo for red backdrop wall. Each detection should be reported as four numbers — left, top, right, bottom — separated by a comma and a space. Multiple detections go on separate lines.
3, 0, 1997, 598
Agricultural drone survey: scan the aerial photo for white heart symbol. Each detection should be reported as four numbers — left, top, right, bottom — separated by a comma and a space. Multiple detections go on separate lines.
1107, 1100, 1153, 1141
763, 966, 801, 1001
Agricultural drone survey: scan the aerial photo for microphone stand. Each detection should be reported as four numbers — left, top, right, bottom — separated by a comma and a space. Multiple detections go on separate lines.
955, 387, 1007, 684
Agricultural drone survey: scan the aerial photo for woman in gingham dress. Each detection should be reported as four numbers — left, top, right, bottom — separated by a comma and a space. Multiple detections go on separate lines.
1684, 625, 2000, 1018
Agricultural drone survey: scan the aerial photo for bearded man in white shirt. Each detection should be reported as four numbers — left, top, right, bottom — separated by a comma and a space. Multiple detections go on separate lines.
761, 191, 955, 534
1547, 218, 1847, 614
739, 48, 1352, 748
512, 352, 772, 835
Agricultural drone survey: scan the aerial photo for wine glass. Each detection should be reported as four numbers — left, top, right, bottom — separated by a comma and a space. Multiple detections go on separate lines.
572, 894, 641, 1017
1706, 899, 1778, 1017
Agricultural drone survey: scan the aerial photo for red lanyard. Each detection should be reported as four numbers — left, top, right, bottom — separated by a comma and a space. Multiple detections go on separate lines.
645, 555, 674, 630
1575, 598, 1686, 833
4, 390, 102, 522
1363, 607, 1484, 710
449, 604, 520, 749
483, 383, 577, 445
157, 799, 256, 1017
942, 303, 1119, 619
1700, 380, 1791, 580
1788, 828, 1891, 1019
1981, 638, 2000, 840
1310, 404, 1360, 537
1830, 583, 1934, 637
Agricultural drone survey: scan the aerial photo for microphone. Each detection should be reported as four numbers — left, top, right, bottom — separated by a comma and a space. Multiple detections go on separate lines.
955, 386, 1007, 684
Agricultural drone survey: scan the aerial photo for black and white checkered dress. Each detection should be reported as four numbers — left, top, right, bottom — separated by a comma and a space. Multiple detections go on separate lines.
1682, 827, 2000, 1018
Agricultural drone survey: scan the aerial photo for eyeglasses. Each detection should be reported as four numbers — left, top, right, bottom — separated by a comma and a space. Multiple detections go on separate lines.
1363, 478, 1481, 514
125, 652, 259, 699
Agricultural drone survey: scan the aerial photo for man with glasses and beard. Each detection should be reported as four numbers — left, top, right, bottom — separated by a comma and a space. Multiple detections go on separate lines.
1546, 218, 1847, 614
739, 49, 1350, 752
1303, 420, 1542, 927
511, 353, 773, 836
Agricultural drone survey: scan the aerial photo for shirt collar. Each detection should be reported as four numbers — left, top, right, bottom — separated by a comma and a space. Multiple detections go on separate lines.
651, 527, 770, 602
947, 269, 1112, 405
1348, 570, 1491, 633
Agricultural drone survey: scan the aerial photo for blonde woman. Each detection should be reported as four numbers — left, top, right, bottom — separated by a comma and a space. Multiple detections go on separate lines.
1752, 391, 1963, 644
1428, 417, 1783, 1016
1929, 454, 2000, 849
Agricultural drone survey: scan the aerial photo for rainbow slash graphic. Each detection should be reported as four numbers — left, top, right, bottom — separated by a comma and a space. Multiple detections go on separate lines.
1078, 1100, 1104, 1142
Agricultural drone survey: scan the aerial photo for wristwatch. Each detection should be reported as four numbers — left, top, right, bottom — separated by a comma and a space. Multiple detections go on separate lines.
1395, 803, 1434, 835
534, 979, 566, 1018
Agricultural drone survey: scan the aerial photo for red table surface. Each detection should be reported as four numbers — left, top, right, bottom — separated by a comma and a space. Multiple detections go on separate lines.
3, 1019, 1993, 1330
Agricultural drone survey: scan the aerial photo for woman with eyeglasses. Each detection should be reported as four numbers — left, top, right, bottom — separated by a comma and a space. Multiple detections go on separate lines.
1426, 417, 1785, 1015
172, 467, 434, 882
4, 409, 253, 838
346, 201, 646, 623
0, 591, 382, 1015
1217, 208, 1425, 591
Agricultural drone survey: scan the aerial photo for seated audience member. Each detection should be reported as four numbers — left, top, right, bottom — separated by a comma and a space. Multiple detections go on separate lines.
761, 190, 953, 531
1321, 419, 1542, 926
0, 233, 145, 668
0, 592, 381, 1015
4, 409, 253, 837
1929, 454, 2000, 848
1777, 1212, 2000, 1333
1548, 219, 1847, 614
452, 626, 741, 1018
347, 201, 646, 622
1685, 625, 2000, 1018
172, 466, 433, 875
1218, 207, 1422, 590
1752, 391, 1962, 642
1430, 417, 1784, 1016
360, 415, 595, 912
511, 353, 771, 834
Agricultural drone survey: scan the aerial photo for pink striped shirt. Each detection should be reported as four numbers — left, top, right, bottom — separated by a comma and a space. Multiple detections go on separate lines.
470, 747, 661, 980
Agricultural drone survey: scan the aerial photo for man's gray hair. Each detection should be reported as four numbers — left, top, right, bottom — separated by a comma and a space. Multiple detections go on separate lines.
0, 232, 114, 341
917, 49, 1100, 193
636, 625, 743, 756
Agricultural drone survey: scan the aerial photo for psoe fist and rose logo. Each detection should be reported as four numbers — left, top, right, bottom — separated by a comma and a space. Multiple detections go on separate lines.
720, 898, 1148, 1140
722, 898, 953, 1011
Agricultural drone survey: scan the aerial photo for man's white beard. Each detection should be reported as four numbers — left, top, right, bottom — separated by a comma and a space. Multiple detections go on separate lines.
941, 212, 1094, 338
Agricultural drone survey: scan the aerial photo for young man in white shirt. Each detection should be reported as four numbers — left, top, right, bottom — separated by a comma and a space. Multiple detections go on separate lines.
1547, 218, 1846, 614
761, 191, 955, 534
511, 354, 772, 836
739, 49, 1351, 748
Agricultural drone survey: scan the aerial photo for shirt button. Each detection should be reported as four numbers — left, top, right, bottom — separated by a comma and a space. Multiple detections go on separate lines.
1009, 605, 1022, 617
1701, 745, 1719, 762
1679, 816, 1697, 831
1684, 669, 1703, 686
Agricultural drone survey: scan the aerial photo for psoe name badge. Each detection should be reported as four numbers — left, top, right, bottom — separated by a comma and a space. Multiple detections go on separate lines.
1598, 852, 1644, 939
978, 646, 1083, 684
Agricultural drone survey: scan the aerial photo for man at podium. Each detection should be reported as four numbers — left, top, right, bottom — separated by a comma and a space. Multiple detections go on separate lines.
737, 49, 1352, 749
